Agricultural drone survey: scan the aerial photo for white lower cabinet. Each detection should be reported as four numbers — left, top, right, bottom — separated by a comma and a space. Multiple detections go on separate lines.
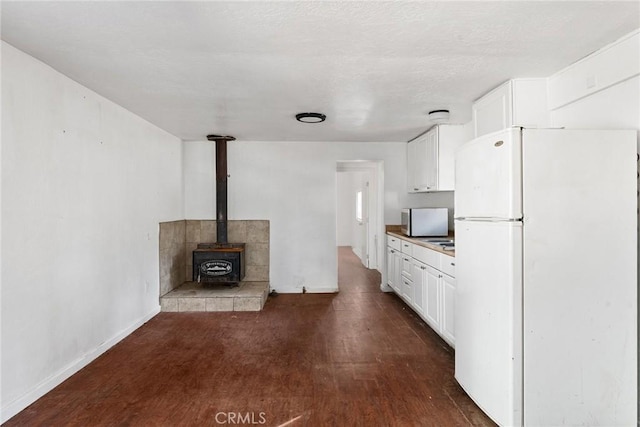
424, 265, 441, 329
424, 266, 456, 348
386, 247, 394, 286
400, 239, 414, 304
386, 246, 402, 294
441, 273, 456, 346
386, 233, 456, 348
410, 259, 426, 315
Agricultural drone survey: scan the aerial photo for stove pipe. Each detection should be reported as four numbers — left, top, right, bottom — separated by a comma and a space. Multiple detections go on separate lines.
207, 134, 236, 244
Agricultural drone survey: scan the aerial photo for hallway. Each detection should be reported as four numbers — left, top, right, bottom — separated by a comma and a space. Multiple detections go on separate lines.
5, 247, 494, 426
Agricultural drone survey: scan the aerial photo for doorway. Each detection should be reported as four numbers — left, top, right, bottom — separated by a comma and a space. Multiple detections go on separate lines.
336, 160, 384, 289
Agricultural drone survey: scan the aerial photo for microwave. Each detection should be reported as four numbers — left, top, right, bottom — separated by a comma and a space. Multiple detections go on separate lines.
401, 208, 448, 237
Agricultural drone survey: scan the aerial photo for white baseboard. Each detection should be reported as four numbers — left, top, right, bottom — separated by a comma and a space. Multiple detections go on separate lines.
1, 306, 161, 423
351, 246, 362, 259
305, 287, 339, 293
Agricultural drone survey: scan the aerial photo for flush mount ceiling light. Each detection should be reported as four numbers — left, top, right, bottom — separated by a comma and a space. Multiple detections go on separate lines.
295, 112, 326, 123
428, 109, 450, 123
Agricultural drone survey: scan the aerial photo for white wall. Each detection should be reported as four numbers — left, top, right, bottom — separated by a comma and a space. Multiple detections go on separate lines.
547, 29, 639, 425
550, 75, 639, 133
336, 172, 358, 247
1, 43, 184, 421
183, 140, 415, 293
548, 30, 639, 137
183, 141, 216, 218
408, 191, 455, 231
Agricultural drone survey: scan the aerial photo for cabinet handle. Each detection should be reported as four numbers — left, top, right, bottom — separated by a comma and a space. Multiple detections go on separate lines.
404, 258, 410, 261
413, 188, 419, 191
421, 266, 426, 270
451, 262, 455, 266
390, 250, 395, 253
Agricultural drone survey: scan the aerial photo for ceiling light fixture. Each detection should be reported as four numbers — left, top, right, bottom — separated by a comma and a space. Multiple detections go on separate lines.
428, 109, 450, 123
295, 112, 326, 123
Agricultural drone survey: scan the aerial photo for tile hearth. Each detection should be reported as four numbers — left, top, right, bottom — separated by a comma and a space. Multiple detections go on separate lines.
160, 281, 269, 312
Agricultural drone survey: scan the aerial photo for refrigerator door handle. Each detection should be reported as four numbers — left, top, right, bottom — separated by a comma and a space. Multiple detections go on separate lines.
455, 217, 523, 222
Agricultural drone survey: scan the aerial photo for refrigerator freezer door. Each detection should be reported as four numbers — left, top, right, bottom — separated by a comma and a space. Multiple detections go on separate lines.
455, 128, 522, 220
521, 129, 637, 425
455, 220, 523, 427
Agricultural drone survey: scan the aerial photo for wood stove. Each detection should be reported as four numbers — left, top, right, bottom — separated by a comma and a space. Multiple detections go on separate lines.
193, 243, 245, 284
192, 134, 246, 285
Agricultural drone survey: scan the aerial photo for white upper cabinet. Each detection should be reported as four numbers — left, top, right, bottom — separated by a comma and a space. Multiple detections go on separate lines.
472, 78, 549, 138
407, 124, 466, 193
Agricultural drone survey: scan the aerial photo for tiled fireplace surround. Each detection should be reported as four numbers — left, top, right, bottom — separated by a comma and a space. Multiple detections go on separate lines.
159, 220, 269, 311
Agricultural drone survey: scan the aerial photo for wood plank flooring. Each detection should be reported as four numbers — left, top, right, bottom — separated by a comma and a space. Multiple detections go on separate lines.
5, 247, 495, 426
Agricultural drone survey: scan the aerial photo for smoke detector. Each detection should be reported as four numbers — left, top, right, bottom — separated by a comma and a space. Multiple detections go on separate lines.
428, 110, 450, 123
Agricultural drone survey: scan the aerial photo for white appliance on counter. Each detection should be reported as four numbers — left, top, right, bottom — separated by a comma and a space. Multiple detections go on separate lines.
400, 207, 448, 237
454, 128, 637, 426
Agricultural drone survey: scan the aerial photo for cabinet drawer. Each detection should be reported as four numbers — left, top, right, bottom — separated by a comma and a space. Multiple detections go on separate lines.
439, 255, 456, 278
400, 240, 413, 256
412, 244, 439, 268
387, 235, 402, 251
401, 276, 413, 303
401, 255, 413, 279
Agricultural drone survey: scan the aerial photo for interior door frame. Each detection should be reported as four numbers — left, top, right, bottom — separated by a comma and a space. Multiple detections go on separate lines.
336, 160, 384, 287
359, 179, 369, 268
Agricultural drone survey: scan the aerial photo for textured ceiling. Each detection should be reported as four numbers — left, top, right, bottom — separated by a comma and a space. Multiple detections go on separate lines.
2, 1, 638, 142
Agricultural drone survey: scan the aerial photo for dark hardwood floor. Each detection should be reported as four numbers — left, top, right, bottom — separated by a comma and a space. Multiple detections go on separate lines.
5, 247, 494, 426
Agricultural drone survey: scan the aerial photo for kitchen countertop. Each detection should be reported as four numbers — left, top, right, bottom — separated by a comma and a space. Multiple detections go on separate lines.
386, 230, 455, 257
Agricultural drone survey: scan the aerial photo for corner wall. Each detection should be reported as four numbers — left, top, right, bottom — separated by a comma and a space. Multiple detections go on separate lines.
159, 220, 187, 296
1, 42, 184, 422
183, 140, 417, 293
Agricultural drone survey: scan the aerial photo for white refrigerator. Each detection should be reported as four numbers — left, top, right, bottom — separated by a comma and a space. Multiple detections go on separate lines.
454, 128, 637, 426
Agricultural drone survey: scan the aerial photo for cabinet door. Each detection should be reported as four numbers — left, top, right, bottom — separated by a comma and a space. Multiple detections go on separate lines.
393, 250, 402, 294
424, 265, 440, 329
441, 273, 456, 347
411, 259, 426, 315
407, 139, 418, 192
386, 247, 396, 289
407, 131, 438, 192
423, 129, 438, 191
473, 81, 512, 138
473, 79, 548, 138
411, 136, 429, 191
